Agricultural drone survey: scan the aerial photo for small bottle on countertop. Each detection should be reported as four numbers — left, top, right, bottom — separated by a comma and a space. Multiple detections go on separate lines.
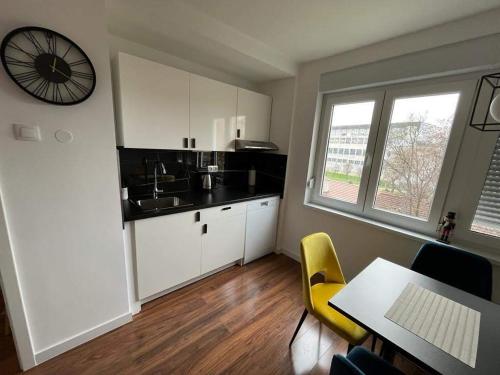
248, 166, 256, 187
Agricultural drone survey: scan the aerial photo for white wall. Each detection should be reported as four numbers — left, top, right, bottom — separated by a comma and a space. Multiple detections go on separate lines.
108, 34, 257, 91
257, 77, 296, 155
0, 191, 35, 368
0, 0, 130, 368
279, 12, 500, 302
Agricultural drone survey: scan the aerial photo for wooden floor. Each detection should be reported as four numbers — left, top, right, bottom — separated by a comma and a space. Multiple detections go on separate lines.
0, 288, 20, 374
4, 254, 426, 374
0, 321, 20, 374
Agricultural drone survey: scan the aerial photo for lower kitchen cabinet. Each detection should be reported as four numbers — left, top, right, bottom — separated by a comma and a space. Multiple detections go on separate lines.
132, 198, 278, 301
201, 202, 247, 274
134, 210, 202, 299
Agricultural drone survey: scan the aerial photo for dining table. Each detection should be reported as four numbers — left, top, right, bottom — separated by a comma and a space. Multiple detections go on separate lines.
328, 257, 500, 374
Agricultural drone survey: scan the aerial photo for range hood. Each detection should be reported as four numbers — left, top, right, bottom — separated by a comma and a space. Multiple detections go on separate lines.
235, 139, 279, 151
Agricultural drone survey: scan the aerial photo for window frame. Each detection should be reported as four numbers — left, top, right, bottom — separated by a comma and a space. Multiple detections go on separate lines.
363, 80, 476, 235
307, 78, 477, 237
309, 90, 385, 215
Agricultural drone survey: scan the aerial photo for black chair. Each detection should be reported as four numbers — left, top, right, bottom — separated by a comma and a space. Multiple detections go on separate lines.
411, 242, 493, 300
330, 346, 404, 375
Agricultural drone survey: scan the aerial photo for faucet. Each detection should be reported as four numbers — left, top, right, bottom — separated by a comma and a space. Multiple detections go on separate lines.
153, 161, 167, 199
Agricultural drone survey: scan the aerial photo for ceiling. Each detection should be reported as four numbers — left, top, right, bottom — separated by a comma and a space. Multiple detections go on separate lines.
106, 0, 500, 82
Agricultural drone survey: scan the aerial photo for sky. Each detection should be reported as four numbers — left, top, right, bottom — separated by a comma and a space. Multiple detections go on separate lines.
331, 92, 460, 127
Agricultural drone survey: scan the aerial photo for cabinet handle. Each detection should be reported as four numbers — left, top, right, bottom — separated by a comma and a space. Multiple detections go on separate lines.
237, 129, 241, 138
261, 201, 269, 206
202, 224, 208, 234
183, 138, 188, 148
221, 206, 231, 211
195, 211, 200, 222
191, 138, 196, 148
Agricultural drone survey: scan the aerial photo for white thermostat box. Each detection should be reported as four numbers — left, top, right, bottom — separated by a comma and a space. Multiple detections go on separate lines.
13, 124, 41, 142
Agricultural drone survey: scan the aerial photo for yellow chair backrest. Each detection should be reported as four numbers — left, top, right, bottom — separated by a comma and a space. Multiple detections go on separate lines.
300, 232, 346, 312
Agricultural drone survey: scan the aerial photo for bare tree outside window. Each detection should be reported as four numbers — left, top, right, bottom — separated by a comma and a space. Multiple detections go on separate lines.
343, 161, 353, 179
373, 93, 459, 220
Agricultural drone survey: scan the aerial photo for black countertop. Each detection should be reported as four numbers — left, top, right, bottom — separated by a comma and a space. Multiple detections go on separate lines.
123, 186, 281, 221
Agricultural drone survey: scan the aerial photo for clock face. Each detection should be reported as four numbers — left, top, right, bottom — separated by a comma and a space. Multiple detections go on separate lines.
0, 26, 96, 105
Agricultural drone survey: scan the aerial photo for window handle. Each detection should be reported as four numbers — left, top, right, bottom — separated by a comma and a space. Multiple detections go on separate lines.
195, 211, 200, 222
221, 206, 231, 211
237, 129, 241, 138
191, 138, 196, 148
183, 138, 188, 148
202, 224, 208, 234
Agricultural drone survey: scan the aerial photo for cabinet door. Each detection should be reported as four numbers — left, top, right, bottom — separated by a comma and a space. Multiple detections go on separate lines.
134, 211, 201, 299
190, 74, 237, 151
244, 197, 279, 264
116, 52, 189, 150
201, 203, 246, 274
236, 88, 272, 141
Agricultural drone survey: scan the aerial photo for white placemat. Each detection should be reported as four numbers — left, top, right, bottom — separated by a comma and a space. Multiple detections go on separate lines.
385, 282, 480, 368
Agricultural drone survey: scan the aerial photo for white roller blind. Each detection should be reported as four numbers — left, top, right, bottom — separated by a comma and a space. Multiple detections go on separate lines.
471, 135, 500, 238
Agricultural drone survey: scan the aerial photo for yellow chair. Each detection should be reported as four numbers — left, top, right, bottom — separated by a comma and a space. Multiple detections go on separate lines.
289, 232, 370, 352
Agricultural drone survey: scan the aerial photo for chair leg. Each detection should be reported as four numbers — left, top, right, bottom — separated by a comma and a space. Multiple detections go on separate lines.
347, 343, 355, 354
289, 309, 308, 347
371, 334, 377, 352
380, 341, 396, 363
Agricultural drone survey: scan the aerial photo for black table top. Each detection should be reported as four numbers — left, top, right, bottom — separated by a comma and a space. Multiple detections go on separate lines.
122, 186, 281, 221
328, 258, 500, 375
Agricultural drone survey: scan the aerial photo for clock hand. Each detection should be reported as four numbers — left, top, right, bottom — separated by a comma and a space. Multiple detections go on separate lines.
51, 57, 57, 73
51, 66, 88, 94
51, 65, 70, 80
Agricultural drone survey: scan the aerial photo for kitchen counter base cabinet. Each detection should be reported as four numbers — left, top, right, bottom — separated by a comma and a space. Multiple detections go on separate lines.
201, 202, 247, 274
132, 197, 279, 302
134, 211, 201, 300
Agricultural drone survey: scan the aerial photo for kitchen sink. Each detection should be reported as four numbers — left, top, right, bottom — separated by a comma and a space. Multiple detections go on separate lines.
130, 197, 193, 211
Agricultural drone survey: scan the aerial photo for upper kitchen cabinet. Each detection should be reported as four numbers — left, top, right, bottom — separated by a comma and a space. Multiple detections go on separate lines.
114, 52, 190, 149
236, 88, 272, 141
189, 74, 237, 151
112, 53, 273, 150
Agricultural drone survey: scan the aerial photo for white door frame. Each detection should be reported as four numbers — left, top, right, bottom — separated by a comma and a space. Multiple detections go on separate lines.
0, 188, 36, 370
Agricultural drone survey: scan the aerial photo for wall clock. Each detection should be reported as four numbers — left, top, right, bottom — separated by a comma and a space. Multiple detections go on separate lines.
0, 26, 96, 105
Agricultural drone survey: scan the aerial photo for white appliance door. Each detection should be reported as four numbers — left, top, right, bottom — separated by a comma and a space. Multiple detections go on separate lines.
244, 197, 279, 264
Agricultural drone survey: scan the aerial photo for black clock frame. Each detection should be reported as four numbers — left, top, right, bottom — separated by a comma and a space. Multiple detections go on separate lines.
0, 26, 96, 106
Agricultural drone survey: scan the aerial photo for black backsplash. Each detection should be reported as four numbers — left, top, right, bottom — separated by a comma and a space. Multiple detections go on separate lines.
118, 148, 287, 198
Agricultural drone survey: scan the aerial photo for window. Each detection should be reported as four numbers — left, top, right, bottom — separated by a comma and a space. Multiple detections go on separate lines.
471, 135, 500, 238
309, 80, 476, 235
372, 93, 459, 220
317, 98, 379, 205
